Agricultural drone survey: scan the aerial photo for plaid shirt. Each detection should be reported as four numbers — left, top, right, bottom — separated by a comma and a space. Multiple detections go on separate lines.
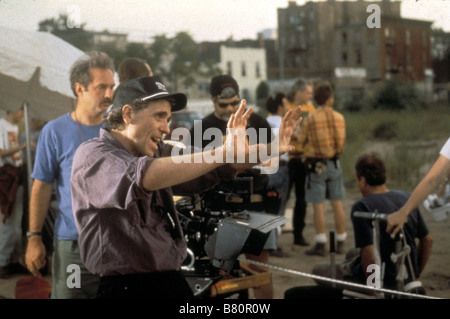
288, 102, 316, 157
297, 106, 346, 159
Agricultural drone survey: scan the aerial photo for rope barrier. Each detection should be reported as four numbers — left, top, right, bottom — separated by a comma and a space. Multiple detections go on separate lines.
238, 257, 443, 299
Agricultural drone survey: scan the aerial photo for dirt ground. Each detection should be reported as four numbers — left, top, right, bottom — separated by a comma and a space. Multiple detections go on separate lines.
0, 188, 449, 300
268, 190, 450, 299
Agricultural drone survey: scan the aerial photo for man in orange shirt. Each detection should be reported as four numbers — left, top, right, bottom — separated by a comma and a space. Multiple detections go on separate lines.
286, 78, 315, 246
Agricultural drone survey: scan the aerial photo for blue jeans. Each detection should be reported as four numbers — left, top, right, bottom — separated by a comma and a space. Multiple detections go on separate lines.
0, 185, 24, 267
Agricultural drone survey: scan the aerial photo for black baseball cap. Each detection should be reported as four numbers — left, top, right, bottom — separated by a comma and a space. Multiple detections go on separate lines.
209, 74, 239, 98
111, 76, 187, 112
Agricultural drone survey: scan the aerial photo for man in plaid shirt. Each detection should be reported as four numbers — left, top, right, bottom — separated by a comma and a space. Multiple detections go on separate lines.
297, 81, 347, 256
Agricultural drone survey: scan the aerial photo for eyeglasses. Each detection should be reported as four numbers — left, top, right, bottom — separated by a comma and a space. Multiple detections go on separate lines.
216, 99, 241, 108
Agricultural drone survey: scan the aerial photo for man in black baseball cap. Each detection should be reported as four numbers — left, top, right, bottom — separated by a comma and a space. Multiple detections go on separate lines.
209, 74, 239, 99
110, 76, 187, 113
207, 74, 241, 122
71, 75, 306, 299
104, 76, 187, 143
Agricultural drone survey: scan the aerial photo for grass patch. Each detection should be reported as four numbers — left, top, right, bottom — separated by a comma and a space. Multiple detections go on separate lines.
340, 102, 448, 192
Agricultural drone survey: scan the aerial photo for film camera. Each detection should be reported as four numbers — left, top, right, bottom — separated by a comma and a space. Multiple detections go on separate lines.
176, 176, 288, 297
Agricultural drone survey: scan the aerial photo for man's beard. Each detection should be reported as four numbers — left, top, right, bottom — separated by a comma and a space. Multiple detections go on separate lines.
216, 111, 234, 122
219, 114, 231, 121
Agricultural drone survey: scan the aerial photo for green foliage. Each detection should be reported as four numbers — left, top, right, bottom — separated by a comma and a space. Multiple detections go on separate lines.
256, 81, 269, 100
38, 14, 92, 51
341, 103, 448, 192
373, 79, 421, 111
383, 141, 433, 190
256, 81, 270, 113
371, 121, 398, 140
37, 16, 218, 91
171, 32, 201, 90
343, 99, 364, 112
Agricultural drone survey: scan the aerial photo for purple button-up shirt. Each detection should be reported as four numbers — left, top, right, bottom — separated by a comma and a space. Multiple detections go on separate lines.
71, 129, 236, 277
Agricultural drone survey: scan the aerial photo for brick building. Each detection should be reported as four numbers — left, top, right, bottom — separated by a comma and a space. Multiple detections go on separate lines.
277, 0, 433, 104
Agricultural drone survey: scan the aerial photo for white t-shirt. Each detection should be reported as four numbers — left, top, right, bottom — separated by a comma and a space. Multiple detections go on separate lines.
267, 115, 289, 162
440, 137, 450, 160
0, 118, 23, 167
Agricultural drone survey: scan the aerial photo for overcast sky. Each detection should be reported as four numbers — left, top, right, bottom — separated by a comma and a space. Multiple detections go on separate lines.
1, 0, 449, 42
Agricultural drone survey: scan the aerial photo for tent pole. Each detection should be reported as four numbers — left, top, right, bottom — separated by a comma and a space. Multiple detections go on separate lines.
23, 101, 33, 197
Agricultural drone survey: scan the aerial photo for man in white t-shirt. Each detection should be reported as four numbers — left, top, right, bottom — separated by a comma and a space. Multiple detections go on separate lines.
0, 107, 33, 278
387, 137, 450, 235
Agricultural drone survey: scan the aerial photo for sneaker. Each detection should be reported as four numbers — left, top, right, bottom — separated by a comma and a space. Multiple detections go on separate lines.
305, 243, 326, 257
336, 241, 345, 254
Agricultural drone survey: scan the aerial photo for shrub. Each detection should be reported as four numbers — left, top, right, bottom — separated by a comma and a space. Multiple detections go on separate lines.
372, 121, 398, 140
373, 79, 420, 111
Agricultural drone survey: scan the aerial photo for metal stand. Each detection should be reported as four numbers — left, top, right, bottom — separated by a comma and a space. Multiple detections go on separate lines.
329, 231, 336, 287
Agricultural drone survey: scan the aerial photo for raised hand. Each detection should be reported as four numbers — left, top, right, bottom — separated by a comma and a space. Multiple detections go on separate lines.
276, 106, 303, 155
224, 99, 260, 167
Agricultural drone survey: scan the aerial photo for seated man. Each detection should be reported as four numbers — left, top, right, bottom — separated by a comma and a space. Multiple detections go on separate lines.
311, 153, 433, 295
70, 76, 302, 299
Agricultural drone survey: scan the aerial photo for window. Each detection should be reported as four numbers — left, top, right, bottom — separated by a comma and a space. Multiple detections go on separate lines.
241, 62, 246, 77
356, 48, 362, 65
406, 52, 412, 71
342, 32, 347, 45
354, 29, 361, 42
385, 27, 390, 38
300, 32, 307, 49
255, 62, 261, 78
422, 31, 428, 46
289, 15, 298, 25
341, 51, 348, 65
227, 61, 232, 76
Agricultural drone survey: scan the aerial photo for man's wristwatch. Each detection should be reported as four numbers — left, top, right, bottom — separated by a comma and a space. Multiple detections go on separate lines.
26, 231, 42, 239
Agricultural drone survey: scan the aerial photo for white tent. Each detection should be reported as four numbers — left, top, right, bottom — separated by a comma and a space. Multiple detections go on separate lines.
0, 27, 85, 121
0, 27, 85, 192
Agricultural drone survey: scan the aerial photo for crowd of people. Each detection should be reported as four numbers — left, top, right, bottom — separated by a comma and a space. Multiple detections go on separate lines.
0, 49, 448, 299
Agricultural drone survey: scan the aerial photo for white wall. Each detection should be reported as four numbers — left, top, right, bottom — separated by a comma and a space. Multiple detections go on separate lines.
219, 45, 267, 105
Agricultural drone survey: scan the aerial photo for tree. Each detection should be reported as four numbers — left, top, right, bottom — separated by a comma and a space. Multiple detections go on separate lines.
171, 32, 201, 91
148, 34, 172, 84
256, 81, 270, 110
39, 14, 222, 94
38, 14, 92, 51
373, 79, 420, 111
